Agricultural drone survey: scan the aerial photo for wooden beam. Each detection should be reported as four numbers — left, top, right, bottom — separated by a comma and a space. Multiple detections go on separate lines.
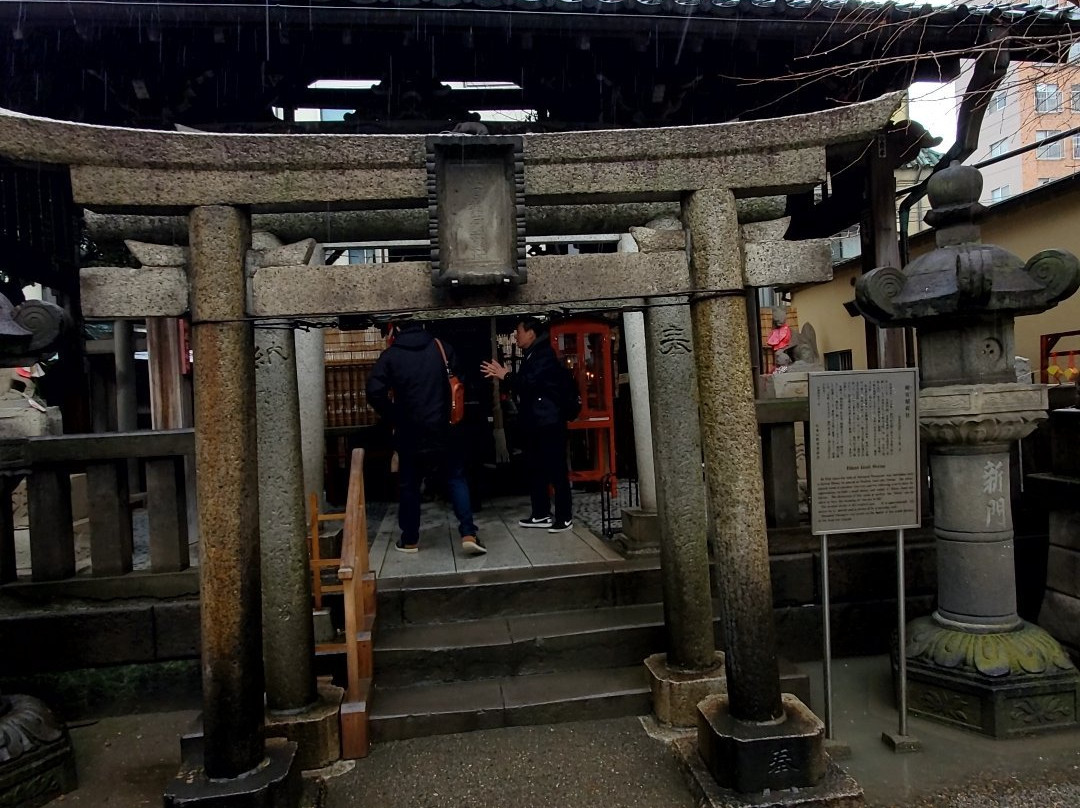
0, 429, 194, 469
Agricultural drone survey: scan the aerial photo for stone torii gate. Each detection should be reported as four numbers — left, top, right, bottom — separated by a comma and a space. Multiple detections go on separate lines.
0, 95, 898, 805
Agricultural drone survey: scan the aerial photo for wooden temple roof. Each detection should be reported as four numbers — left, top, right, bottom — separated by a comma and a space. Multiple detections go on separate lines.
0, 0, 1075, 290
0, 1, 1076, 130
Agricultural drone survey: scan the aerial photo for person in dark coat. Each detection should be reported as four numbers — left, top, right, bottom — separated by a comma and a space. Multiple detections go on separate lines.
367, 321, 483, 555
481, 316, 574, 533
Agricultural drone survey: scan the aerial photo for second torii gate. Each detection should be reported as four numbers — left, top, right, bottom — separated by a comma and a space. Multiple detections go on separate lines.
0, 94, 899, 805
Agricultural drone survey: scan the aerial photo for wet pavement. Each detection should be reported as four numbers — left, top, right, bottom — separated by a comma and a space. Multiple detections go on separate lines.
48, 656, 1080, 808
797, 656, 1080, 808
323, 717, 695, 808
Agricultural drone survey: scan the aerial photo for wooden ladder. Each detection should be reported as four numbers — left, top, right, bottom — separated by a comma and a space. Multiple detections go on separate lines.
308, 448, 375, 759
309, 493, 344, 610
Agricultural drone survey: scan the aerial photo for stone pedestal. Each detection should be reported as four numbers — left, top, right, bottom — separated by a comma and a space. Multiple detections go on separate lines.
164, 738, 300, 808
264, 681, 344, 771
762, 371, 810, 400
697, 694, 826, 794
615, 507, 661, 557
646, 651, 727, 728
906, 640, 1079, 737
674, 736, 864, 808
0, 694, 77, 808
0, 398, 61, 439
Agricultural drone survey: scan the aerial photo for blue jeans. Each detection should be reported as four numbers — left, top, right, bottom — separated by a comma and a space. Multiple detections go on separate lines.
397, 440, 477, 545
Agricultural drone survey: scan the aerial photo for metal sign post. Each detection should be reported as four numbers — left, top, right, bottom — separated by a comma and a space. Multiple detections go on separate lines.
897, 527, 909, 740
808, 368, 922, 755
820, 531, 833, 741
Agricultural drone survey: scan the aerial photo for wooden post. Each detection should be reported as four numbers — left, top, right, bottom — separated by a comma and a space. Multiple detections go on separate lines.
147, 318, 189, 431
86, 460, 133, 576
863, 137, 907, 369
146, 456, 189, 572
114, 319, 140, 490
148, 317, 197, 546
760, 422, 799, 528
27, 469, 74, 581
0, 478, 16, 583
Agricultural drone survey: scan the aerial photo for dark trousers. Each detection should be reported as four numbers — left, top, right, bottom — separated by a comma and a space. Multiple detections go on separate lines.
526, 424, 572, 523
397, 439, 477, 545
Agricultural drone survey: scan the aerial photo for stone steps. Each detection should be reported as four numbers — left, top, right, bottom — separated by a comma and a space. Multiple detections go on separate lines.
313, 558, 814, 740
373, 603, 666, 687
374, 558, 664, 628
369, 666, 652, 742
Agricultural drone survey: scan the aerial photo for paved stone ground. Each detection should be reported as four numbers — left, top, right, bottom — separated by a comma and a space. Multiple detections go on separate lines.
798, 656, 1080, 808
48, 704, 1080, 808
323, 717, 695, 808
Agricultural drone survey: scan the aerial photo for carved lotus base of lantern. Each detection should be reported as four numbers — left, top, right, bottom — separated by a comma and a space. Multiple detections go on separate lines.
918, 383, 1047, 447
904, 616, 1080, 738
0, 694, 77, 808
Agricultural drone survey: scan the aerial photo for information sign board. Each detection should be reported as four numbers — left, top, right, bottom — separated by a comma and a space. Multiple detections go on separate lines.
809, 368, 920, 535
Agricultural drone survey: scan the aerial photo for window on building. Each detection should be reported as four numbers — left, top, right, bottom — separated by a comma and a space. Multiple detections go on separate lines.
1036, 130, 1064, 159
1035, 83, 1063, 113
989, 91, 1007, 112
988, 137, 1010, 157
1073, 85, 1080, 112
824, 350, 853, 372
990, 186, 1010, 202
1074, 134, 1080, 159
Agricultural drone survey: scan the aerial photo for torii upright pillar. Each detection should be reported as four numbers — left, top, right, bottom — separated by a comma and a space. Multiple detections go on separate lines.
164, 205, 301, 807
684, 189, 833, 796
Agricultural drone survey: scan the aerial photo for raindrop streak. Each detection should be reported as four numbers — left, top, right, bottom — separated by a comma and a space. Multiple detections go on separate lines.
265, 0, 271, 60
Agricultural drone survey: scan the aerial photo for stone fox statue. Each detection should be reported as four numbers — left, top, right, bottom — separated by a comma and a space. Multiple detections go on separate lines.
775, 322, 822, 372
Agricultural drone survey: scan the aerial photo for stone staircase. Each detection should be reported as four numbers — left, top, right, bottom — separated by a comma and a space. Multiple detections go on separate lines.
317, 558, 812, 742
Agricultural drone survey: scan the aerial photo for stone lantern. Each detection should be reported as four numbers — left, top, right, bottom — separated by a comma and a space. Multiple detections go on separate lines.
0, 292, 76, 806
855, 161, 1080, 738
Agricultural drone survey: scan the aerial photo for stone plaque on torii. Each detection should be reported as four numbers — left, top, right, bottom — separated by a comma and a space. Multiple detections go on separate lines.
0, 94, 900, 806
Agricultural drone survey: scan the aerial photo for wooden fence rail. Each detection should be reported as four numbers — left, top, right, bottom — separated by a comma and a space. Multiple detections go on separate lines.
0, 429, 194, 585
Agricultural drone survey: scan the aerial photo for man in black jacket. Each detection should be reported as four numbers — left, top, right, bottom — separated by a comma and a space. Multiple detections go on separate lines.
481, 316, 573, 533
367, 321, 483, 555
